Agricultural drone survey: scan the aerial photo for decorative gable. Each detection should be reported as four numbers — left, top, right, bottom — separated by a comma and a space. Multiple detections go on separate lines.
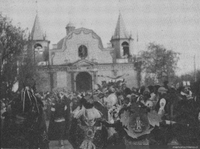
72, 59, 97, 66
68, 59, 98, 71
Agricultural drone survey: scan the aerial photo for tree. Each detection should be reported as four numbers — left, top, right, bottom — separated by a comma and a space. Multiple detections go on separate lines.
173, 69, 200, 86
140, 43, 179, 85
0, 14, 27, 101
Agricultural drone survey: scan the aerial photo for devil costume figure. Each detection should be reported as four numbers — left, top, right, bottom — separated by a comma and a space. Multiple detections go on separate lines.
2, 76, 49, 149
69, 94, 108, 149
101, 102, 162, 149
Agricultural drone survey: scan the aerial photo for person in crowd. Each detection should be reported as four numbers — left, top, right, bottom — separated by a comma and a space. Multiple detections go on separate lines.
71, 96, 80, 112
148, 86, 156, 100
147, 86, 156, 108
4, 76, 200, 148
44, 92, 52, 121
122, 97, 131, 107
103, 87, 122, 140
1, 100, 14, 147
180, 86, 193, 100
48, 91, 70, 146
136, 88, 151, 107
116, 91, 124, 105
1, 101, 6, 129
122, 83, 132, 97
130, 87, 138, 97
155, 87, 168, 118
93, 92, 108, 121
72, 92, 102, 122
163, 80, 169, 91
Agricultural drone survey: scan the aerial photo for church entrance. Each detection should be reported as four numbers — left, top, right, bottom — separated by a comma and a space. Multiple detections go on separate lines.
76, 72, 92, 92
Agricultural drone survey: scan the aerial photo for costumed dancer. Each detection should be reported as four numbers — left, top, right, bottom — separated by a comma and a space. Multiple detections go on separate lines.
69, 92, 107, 149
102, 87, 125, 148
101, 102, 162, 149
11, 75, 49, 149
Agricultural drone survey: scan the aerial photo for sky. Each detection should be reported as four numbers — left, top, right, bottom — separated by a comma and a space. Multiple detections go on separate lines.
1, 0, 200, 76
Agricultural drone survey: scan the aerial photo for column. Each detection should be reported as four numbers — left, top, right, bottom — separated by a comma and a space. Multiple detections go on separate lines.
71, 72, 74, 92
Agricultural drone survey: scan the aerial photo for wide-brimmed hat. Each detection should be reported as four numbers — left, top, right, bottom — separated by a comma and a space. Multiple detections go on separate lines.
158, 87, 168, 93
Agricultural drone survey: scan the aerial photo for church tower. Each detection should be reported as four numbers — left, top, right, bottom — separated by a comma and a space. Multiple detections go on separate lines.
65, 22, 75, 35
29, 14, 50, 66
110, 13, 133, 63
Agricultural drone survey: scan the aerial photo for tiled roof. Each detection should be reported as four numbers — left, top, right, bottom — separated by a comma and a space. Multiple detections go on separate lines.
57, 38, 65, 49
31, 14, 44, 40
112, 13, 129, 39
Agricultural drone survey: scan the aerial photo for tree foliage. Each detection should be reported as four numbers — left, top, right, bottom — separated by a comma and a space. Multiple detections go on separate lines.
174, 70, 200, 85
0, 14, 27, 100
140, 43, 179, 85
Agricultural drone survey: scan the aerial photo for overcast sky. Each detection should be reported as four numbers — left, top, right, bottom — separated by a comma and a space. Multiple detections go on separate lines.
1, 0, 200, 75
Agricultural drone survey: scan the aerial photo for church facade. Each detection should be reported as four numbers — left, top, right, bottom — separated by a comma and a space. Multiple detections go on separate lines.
29, 13, 139, 92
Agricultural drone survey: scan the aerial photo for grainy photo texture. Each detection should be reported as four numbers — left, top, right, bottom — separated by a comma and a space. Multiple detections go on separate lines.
0, 0, 200, 149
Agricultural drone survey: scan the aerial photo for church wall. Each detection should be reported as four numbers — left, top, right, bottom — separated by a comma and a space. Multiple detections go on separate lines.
52, 71, 72, 92
114, 64, 138, 88
129, 39, 134, 56
111, 40, 121, 58
96, 65, 114, 85
34, 63, 137, 92
56, 71, 67, 88
66, 72, 72, 91
112, 39, 134, 59
30, 13, 139, 93
121, 69, 138, 88
52, 52, 66, 65
66, 31, 112, 64
53, 30, 112, 65
96, 64, 138, 88
36, 70, 51, 92
52, 72, 57, 90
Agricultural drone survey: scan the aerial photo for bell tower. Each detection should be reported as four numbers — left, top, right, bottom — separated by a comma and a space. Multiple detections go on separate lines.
110, 13, 133, 62
29, 14, 50, 66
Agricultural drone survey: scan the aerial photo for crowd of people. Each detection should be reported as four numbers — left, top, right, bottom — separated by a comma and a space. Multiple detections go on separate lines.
1, 78, 200, 148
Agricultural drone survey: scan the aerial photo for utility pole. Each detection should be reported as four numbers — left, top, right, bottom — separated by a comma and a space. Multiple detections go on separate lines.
194, 55, 197, 82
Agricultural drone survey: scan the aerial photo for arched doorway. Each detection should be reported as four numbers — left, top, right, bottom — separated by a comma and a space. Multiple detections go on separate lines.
76, 72, 92, 92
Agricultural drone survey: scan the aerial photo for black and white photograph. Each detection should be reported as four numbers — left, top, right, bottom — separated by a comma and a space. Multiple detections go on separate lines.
0, 0, 200, 149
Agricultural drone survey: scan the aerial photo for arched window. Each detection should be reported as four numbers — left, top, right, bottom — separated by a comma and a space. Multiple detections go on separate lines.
122, 42, 130, 57
34, 43, 43, 54
78, 45, 88, 59
34, 43, 43, 50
